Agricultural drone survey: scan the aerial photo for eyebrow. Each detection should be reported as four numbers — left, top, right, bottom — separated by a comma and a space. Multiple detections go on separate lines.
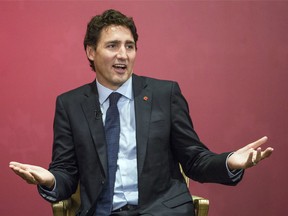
106, 40, 135, 45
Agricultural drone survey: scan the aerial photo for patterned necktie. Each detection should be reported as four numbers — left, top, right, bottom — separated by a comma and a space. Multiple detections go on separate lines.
95, 92, 122, 216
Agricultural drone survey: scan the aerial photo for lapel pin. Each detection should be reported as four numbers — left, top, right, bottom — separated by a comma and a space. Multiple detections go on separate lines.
143, 96, 149, 101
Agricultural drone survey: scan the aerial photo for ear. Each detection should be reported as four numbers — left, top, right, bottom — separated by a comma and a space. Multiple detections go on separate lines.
86, 46, 96, 61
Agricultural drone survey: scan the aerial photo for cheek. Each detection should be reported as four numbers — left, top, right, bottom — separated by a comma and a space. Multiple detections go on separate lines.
95, 57, 112, 70
129, 55, 136, 65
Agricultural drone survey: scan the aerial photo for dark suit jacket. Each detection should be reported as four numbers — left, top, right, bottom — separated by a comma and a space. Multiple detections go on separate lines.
46, 74, 241, 216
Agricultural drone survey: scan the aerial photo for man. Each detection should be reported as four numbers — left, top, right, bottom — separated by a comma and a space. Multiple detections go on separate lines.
10, 9, 273, 216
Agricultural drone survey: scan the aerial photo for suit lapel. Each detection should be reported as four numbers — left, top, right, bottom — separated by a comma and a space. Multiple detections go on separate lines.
81, 81, 108, 178
79, 76, 152, 179
133, 74, 152, 176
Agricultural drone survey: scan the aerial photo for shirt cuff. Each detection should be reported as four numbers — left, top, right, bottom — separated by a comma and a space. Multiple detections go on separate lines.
226, 152, 244, 182
38, 181, 58, 202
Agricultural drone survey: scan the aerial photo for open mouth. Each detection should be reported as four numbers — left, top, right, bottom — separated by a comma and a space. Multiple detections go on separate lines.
113, 64, 127, 71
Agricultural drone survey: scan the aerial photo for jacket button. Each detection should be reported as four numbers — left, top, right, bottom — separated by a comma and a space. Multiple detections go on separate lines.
101, 180, 105, 184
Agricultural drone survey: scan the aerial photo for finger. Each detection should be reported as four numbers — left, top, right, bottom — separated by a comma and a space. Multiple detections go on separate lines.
25, 174, 39, 184
9, 161, 21, 169
12, 168, 35, 182
261, 147, 274, 159
29, 169, 44, 183
248, 136, 268, 150
15, 167, 33, 177
10, 163, 37, 181
10, 162, 41, 185
10, 161, 23, 166
246, 150, 254, 168
26, 179, 37, 184
10, 164, 26, 174
20, 171, 39, 184
253, 147, 262, 164
251, 147, 274, 168
10, 162, 40, 175
9, 161, 29, 171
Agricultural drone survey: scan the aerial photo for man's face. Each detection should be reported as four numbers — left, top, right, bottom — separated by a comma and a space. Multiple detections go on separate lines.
86, 25, 136, 90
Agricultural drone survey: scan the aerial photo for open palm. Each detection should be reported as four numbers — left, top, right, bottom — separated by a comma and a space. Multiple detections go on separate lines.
227, 136, 274, 170
9, 161, 55, 188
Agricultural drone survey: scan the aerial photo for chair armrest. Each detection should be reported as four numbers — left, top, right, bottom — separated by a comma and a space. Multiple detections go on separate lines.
51, 199, 72, 216
192, 195, 209, 216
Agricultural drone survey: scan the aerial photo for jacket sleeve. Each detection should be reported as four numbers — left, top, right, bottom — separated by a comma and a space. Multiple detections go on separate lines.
46, 96, 79, 201
170, 82, 243, 185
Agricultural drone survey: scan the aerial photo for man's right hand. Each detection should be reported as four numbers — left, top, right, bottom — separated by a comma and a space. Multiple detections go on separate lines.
9, 161, 55, 189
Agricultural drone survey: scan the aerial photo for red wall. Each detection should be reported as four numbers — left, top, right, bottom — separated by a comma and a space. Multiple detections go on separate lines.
1, 1, 287, 215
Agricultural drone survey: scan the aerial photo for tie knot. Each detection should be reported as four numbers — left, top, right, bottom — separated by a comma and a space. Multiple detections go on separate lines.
108, 92, 122, 106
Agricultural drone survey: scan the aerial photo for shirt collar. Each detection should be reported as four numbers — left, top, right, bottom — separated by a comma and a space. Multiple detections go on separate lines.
96, 76, 133, 105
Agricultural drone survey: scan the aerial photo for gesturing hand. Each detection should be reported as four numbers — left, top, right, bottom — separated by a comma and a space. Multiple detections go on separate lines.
9, 161, 55, 189
227, 136, 274, 170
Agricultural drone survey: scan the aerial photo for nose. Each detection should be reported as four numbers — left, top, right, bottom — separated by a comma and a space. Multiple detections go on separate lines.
116, 46, 128, 59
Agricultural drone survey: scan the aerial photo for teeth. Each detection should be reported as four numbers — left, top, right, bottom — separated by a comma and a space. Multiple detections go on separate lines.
114, 64, 126, 69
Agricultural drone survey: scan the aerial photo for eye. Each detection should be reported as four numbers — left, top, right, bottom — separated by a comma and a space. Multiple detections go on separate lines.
107, 44, 116, 49
126, 44, 135, 50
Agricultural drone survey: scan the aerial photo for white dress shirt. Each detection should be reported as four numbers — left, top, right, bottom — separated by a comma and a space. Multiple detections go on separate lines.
96, 76, 138, 210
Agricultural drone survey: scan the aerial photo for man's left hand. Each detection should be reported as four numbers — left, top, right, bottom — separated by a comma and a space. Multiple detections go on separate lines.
227, 136, 274, 170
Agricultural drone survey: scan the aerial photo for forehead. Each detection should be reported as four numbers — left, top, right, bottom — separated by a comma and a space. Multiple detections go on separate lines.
98, 25, 134, 43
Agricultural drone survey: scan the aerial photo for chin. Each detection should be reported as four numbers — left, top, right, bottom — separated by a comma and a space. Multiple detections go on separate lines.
116, 73, 130, 81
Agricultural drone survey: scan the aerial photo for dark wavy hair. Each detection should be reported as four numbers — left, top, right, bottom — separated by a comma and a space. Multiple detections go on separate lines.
84, 9, 138, 71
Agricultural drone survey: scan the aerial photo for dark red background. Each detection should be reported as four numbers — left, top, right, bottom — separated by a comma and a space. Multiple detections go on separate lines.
1, 1, 287, 215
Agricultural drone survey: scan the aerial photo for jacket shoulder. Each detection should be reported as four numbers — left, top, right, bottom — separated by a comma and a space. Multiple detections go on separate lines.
58, 82, 94, 98
135, 74, 178, 88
